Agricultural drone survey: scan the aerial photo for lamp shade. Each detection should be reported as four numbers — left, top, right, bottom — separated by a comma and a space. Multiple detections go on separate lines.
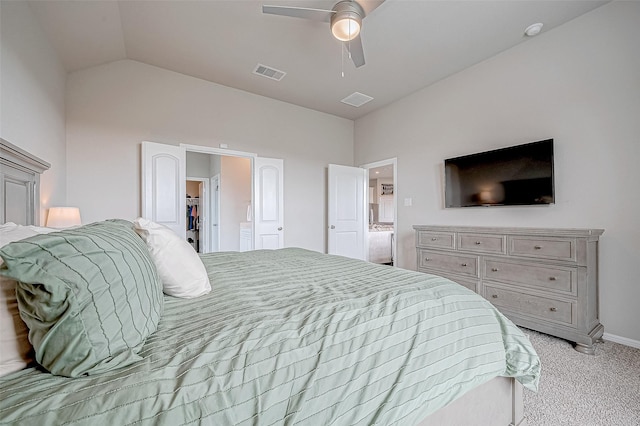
46, 207, 82, 228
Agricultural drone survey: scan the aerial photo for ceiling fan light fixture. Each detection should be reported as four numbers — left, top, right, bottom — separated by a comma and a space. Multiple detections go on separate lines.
331, 1, 364, 41
331, 15, 361, 41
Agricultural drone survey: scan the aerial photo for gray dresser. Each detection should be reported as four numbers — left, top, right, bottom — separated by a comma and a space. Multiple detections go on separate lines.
413, 225, 604, 354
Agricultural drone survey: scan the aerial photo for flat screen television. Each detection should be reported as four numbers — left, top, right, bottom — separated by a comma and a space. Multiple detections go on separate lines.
444, 139, 554, 207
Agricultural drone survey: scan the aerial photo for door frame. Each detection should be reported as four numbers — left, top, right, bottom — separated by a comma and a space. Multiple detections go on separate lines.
181, 144, 257, 251
210, 173, 220, 252
360, 158, 398, 265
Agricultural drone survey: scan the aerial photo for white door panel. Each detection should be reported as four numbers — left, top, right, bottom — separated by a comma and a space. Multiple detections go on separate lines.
328, 164, 366, 260
258, 234, 281, 250
254, 157, 284, 249
141, 142, 186, 238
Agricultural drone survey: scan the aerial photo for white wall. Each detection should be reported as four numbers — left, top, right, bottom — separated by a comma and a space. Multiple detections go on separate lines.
0, 1, 67, 223
219, 156, 251, 251
66, 59, 353, 252
186, 151, 211, 179
355, 2, 640, 343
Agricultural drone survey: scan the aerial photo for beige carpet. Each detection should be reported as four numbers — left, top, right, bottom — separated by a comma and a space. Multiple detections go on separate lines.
522, 328, 640, 425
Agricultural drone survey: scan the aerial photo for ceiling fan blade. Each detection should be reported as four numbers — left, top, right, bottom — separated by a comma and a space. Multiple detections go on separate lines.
262, 5, 334, 22
347, 35, 365, 68
357, 0, 385, 17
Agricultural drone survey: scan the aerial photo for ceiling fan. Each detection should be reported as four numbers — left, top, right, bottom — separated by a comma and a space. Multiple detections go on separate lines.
262, 0, 384, 68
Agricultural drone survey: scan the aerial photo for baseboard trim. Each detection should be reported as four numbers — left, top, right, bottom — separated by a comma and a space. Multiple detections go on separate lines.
602, 332, 640, 349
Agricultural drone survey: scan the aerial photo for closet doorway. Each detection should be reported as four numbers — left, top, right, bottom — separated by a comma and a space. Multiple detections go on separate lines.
185, 178, 207, 252
186, 151, 251, 253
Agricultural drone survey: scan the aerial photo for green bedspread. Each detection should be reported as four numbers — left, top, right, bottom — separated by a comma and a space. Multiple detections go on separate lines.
0, 248, 540, 425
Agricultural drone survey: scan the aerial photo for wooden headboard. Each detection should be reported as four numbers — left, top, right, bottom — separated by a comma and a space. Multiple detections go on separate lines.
0, 139, 50, 226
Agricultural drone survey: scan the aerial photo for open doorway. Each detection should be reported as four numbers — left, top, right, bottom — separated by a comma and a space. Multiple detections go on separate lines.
185, 178, 207, 252
363, 159, 396, 266
186, 151, 251, 253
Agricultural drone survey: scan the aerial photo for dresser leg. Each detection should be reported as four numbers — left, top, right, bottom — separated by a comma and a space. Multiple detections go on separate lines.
574, 342, 595, 355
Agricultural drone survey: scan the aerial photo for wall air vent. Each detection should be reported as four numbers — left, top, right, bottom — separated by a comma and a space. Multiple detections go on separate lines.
341, 92, 374, 107
253, 64, 286, 81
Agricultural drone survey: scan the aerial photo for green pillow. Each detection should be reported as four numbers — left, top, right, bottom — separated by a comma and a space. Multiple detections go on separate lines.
0, 219, 163, 377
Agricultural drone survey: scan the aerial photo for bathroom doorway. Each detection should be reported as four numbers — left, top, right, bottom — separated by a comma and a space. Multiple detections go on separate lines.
362, 159, 396, 266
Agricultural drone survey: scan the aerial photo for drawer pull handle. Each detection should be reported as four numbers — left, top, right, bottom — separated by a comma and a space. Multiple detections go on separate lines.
491, 268, 499, 272
425, 258, 431, 261
492, 294, 498, 299
549, 307, 557, 312
431, 237, 438, 241
475, 241, 482, 245
461, 263, 468, 267
549, 277, 557, 281
534, 245, 542, 250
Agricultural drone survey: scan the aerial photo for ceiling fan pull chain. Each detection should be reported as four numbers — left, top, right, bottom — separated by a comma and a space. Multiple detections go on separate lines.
341, 42, 345, 77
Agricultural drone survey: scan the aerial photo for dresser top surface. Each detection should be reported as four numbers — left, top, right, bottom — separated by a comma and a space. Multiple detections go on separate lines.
413, 225, 604, 237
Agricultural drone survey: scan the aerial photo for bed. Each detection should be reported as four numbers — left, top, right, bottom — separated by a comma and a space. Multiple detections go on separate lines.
0, 139, 540, 425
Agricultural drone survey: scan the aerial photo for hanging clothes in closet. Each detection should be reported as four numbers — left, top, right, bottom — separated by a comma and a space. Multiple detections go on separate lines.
186, 197, 200, 251
186, 198, 200, 230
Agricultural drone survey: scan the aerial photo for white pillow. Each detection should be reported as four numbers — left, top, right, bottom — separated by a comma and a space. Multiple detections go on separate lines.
0, 223, 55, 376
133, 218, 211, 298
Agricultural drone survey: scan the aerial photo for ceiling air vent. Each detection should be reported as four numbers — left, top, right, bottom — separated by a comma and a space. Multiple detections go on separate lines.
253, 64, 286, 81
341, 92, 373, 107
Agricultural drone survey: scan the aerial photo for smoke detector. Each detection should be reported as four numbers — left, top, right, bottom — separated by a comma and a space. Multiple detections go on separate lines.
524, 23, 544, 37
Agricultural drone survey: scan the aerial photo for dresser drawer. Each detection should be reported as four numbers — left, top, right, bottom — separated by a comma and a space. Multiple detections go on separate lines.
417, 231, 455, 249
484, 284, 575, 326
418, 249, 478, 278
418, 269, 479, 293
483, 259, 577, 295
509, 236, 576, 261
458, 233, 506, 254
445, 276, 479, 293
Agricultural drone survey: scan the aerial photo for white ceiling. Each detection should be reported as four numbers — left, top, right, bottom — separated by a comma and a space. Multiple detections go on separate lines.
28, 0, 608, 120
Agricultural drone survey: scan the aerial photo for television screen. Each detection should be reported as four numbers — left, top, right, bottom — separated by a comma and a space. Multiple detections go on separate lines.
444, 139, 554, 207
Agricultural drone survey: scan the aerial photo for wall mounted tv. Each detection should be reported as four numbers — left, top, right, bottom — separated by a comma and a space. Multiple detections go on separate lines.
445, 139, 554, 208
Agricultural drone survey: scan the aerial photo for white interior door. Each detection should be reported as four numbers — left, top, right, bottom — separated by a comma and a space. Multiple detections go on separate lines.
141, 141, 186, 238
254, 157, 284, 249
328, 164, 366, 260
210, 174, 220, 252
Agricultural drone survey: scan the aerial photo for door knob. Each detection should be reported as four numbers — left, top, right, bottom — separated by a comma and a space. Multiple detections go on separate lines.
278, 227, 283, 231
330, 225, 335, 229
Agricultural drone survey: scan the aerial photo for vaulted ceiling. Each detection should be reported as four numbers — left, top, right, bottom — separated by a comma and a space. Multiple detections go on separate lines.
28, 0, 608, 120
